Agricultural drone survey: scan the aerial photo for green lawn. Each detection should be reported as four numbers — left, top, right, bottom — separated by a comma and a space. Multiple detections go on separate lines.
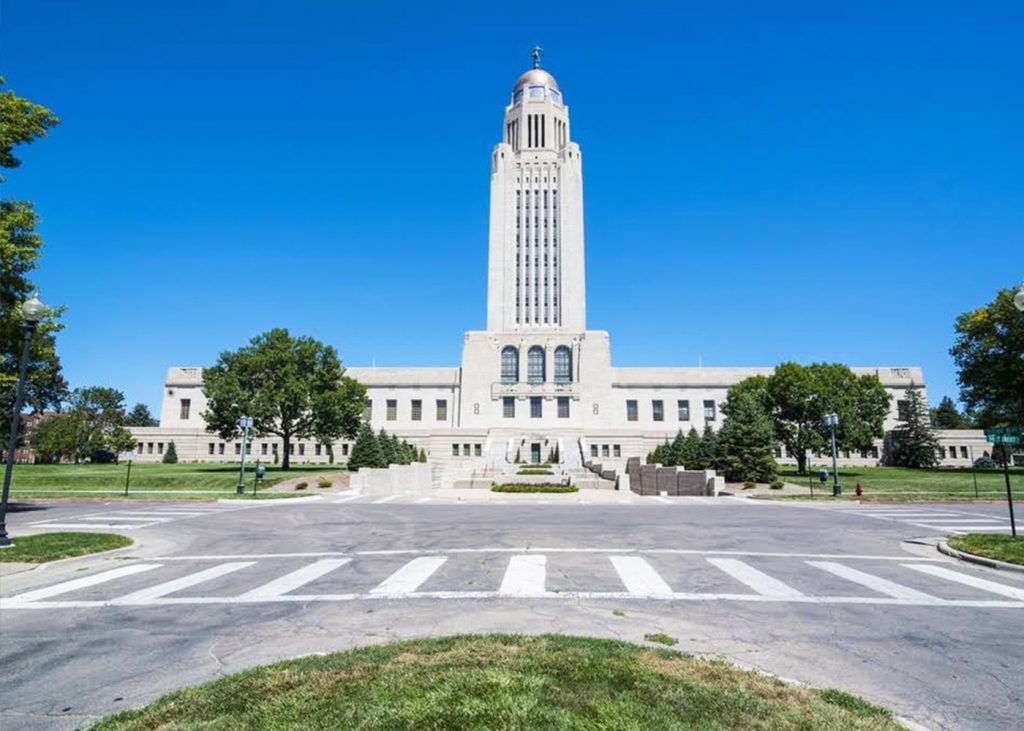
0, 532, 132, 562
761, 465, 1023, 502
89, 634, 900, 731
8, 462, 342, 500
948, 534, 1024, 566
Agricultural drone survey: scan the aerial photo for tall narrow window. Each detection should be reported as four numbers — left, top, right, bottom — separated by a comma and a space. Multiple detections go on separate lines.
501, 346, 519, 384
530, 396, 542, 418
411, 400, 422, 421
386, 399, 397, 421
677, 400, 690, 421
363, 399, 372, 421
704, 400, 716, 421
557, 396, 570, 418
503, 397, 515, 418
436, 399, 448, 421
652, 400, 664, 422
179, 399, 191, 420
527, 346, 545, 383
553, 346, 572, 383
626, 400, 638, 422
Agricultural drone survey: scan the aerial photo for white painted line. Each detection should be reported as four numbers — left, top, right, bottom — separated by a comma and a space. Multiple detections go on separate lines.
23, 522, 156, 530
609, 556, 673, 597
652, 496, 671, 504
707, 558, 805, 599
370, 556, 448, 595
9, 564, 163, 603
111, 562, 255, 604
332, 495, 363, 504
239, 559, 351, 600
909, 519, 1005, 524
67, 516, 167, 523
808, 561, 938, 601
904, 564, 1024, 601
499, 555, 546, 595
911, 524, 1012, 532
109, 512, 207, 518
414, 497, 432, 504
371, 495, 400, 504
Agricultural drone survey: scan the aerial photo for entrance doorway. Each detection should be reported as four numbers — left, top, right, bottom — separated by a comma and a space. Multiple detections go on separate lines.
530, 443, 542, 464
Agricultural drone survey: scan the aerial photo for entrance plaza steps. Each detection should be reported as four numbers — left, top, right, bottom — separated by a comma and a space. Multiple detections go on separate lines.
452, 463, 614, 490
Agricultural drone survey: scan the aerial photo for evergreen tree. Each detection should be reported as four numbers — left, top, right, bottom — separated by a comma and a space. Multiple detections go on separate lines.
667, 430, 686, 466
124, 403, 158, 427
695, 425, 722, 470
718, 392, 777, 483
647, 440, 670, 465
930, 396, 967, 429
418, 448, 427, 463
162, 440, 178, 464
552, 443, 559, 463
348, 423, 384, 471
679, 427, 701, 468
375, 428, 394, 465
886, 387, 941, 468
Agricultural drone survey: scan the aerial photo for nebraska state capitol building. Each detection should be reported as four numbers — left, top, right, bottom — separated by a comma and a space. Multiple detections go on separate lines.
130, 55, 983, 475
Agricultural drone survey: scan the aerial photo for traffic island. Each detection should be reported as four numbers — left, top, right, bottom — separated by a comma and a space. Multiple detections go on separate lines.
0, 532, 132, 563
88, 634, 901, 730
942, 534, 1024, 571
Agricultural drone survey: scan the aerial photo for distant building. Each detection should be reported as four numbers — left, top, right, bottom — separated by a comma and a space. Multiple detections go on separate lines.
130, 56, 992, 475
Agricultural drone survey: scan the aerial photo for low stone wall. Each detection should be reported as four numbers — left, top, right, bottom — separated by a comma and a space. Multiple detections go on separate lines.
348, 463, 434, 496
624, 457, 718, 497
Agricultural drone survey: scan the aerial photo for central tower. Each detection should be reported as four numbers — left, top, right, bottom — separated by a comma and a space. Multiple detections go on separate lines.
486, 53, 586, 332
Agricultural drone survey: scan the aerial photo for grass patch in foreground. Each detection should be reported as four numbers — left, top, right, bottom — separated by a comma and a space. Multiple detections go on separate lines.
90, 634, 899, 731
492, 483, 578, 493
948, 534, 1024, 566
0, 532, 132, 563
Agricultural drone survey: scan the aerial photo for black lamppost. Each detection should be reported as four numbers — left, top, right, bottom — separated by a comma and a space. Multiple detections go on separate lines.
1, 294, 48, 548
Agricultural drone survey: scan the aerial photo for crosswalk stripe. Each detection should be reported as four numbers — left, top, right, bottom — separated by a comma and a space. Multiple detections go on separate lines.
915, 525, 1013, 532
371, 556, 447, 595
609, 556, 672, 597
109, 512, 207, 517
112, 562, 255, 603
9, 564, 163, 603
903, 564, 1024, 601
707, 558, 805, 598
239, 559, 351, 599
499, 555, 546, 595
66, 516, 163, 523
808, 561, 938, 601
372, 495, 400, 504
26, 522, 156, 530
911, 519, 1005, 524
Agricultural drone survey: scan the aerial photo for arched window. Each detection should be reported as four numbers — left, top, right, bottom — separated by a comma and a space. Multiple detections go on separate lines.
554, 346, 572, 384
500, 346, 519, 384
527, 346, 546, 384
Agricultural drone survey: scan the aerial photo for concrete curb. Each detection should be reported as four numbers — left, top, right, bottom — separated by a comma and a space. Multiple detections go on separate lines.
937, 541, 1024, 574
216, 495, 324, 505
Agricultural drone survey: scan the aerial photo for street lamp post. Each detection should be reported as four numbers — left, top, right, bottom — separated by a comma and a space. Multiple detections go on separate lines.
824, 413, 841, 497
236, 416, 253, 495
1, 294, 48, 547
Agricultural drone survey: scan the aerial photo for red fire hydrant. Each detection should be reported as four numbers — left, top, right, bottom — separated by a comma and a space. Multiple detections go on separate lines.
855, 483, 863, 497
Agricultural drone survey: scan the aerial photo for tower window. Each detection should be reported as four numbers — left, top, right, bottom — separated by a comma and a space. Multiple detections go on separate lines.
554, 346, 572, 383
501, 346, 519, 384
527, 346, 545, 383
530, 396, 542, 418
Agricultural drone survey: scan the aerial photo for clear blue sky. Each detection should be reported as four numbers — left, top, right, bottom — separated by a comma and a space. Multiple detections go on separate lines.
4, 1, 1022, 415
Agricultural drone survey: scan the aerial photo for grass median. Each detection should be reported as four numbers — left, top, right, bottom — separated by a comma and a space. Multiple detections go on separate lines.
948, 534, 1024, 566
7, 462, 341, 500
492, 483, 578, 493
0, 532, 132, 563
89, 634, 900, 731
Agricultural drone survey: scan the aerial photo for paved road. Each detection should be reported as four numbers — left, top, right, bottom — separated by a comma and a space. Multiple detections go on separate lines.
1, 496, 1022, 730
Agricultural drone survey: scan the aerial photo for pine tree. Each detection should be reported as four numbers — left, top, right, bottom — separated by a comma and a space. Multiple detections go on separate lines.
718, 392, 777, 483
886, 387, 941, 468
930, 396, 967, 429
552, 443, 560, 463
162, 440, 178, 464
418, 448, 427, 463
695, 425, 722, 470
667, 430, 686, 466
378, 428, 397, 465
679, 427, 701, 468
348, 423, 385, 471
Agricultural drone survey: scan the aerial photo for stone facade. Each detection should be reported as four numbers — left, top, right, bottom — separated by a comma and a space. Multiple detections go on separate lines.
130, 58, 996, 475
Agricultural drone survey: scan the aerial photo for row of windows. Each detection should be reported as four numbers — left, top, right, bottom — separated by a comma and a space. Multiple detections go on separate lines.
501, 346, 572, 384
590, 444, 622, 458
773, 446, 881, 460
135, 442, 352, 458
364, 399, 448, 422
502, 396, 571, 419
942, 445, 971, 460
452, 443, 483, 457
625, 399, 715, 422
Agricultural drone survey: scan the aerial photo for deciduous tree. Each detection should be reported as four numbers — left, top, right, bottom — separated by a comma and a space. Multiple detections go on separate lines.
202, 329, 366, 469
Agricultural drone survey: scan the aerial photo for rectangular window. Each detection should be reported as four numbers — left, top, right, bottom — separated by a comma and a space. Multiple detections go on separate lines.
871, 447, 879, 459
299, 443, 305, 456
960, 446, 968, 459
591, 444, 598, 457
218, 443, 224, 455
677, 399, 690, 421
773, 447, 782, 458
474, 444, 482, 457
602, 444, 609, 457
261, 443, 268, 455
463, 443, 471, 456
436, 399, 448, 421
363, 399, 372, 421
897, 400, 910, 420
179, 399, 191, 420
530, 396, 542, 418
235, 443, 241, 455
503, 397, 515, 418
704, 400, 716, 421
208, 443, 215, 455
272, 443, 278, 453
315, 444, 322, 456
137, 442, 143, 453
157, 442, 164, 454
147, 442, 153, 454
341, 443, 349, 456
613, 444, 621, 457
557, 396, 569, 418
289, 444, 295, 455
626, 400, 638, 422
386, 399, 397, 421
411, 399, 422, 421
652, 400, 664, 421
452, 444, 460, 456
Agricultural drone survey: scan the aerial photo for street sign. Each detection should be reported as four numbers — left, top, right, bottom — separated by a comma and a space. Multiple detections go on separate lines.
989, 435, 1021, 445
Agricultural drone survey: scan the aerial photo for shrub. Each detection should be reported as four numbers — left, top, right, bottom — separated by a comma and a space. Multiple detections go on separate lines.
742, 481, 756, 490
491, 484, 578, 493
973, 454, 998, 469
769, 477, 785, 490
317, 478, 332, 488
162, 441, 178, 464
295, 481, 308, 490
